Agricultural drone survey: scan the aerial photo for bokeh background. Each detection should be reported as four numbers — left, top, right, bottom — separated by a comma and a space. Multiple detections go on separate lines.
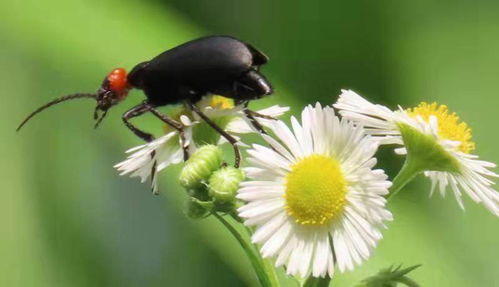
1, 0, 498, 286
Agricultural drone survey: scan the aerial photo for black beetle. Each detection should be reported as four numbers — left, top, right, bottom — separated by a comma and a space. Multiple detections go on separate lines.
17, 36, 274, 168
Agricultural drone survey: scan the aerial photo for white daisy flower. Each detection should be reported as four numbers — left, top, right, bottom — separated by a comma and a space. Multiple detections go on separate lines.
334, 89, 499, 215
237, 103, 392, 278
115, 95, 289, 192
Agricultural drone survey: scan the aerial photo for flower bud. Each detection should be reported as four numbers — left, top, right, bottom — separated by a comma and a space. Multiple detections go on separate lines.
208, 166, 245, 203
179, 145, 223, 189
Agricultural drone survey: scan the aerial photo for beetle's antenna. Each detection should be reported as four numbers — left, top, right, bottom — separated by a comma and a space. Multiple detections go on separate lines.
16, 93, 97, 131
94, 109, 108, 129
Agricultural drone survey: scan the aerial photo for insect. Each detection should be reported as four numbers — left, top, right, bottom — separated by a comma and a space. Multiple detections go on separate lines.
17, 35, 274, 168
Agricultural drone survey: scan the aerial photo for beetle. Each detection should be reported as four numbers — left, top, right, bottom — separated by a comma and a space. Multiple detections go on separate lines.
17, 35, 274, 168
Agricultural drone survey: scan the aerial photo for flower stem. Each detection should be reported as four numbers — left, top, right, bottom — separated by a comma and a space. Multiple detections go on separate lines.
387, 155, 424, 200
213, 213, 278, 287
244, 227, 280, 287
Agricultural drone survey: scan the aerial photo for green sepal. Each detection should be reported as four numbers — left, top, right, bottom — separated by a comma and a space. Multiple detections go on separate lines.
185, 197, 213, 219
398, 123, 460, 173
388, 123, 462, 198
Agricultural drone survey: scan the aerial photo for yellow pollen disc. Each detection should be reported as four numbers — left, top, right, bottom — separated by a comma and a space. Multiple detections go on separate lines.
284, 154, 347, 226
407, 102, 475, 153
208, 95, 234, 109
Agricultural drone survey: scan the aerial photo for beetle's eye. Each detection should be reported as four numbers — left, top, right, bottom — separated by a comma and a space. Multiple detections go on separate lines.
107, 68, 128, 96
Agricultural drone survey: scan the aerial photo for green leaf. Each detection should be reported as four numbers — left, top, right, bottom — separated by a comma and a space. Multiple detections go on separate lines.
357, 264, 422, 287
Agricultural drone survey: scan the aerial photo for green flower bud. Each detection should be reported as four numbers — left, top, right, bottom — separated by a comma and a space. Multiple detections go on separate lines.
208, 166, 245, 203
179, 145, 223, 189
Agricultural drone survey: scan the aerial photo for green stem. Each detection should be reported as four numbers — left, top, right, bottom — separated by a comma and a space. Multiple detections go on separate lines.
213, 213, 278, 287
387, 156, 424, 200
244, 227, 280, 287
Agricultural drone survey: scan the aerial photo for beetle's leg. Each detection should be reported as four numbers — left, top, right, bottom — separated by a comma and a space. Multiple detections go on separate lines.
148, 106, 190, 161
235, 100, 268, 135
147, 106, 190, 195
123, 102, 160, 194
186, 100, 241, 168
246, 109, 278, 120
122, 102, 155, 142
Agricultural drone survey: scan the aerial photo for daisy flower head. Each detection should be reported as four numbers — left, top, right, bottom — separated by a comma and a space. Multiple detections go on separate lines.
115, 95, 289, 192
237, 103, 393, 278
334, 89, 499, 215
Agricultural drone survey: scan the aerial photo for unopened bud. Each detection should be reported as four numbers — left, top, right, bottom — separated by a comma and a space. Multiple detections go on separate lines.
208, 166, 245, 203
179, 145, 223, 189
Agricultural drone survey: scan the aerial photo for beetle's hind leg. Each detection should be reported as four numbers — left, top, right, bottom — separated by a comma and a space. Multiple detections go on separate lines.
186, 100, 241, 168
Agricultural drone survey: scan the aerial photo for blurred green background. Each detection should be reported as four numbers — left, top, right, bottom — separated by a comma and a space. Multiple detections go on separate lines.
1, 0, 498, 286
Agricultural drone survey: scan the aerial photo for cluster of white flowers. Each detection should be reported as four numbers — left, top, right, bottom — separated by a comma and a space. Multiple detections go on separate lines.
116, 91, 498, 280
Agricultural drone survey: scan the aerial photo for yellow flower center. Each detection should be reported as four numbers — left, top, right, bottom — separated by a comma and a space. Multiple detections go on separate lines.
284, 155, 347, 226
208, 95, 235, 109
406, 102, 475, 153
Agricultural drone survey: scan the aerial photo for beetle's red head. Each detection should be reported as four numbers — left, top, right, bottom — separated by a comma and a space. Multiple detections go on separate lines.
16, 68, 133, 132
94, 68, 131, 125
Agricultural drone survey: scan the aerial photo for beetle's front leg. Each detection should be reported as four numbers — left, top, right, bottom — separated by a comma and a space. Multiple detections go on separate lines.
122, 102, 160, 193
122, 102, 155, 142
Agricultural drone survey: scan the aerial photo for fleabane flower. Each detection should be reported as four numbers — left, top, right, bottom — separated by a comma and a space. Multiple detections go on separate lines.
334, 89, 499, 215
237, 103, 392, 278
115, 95, 289, 192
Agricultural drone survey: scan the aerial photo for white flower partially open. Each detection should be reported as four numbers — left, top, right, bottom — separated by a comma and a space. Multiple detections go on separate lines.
334, 89, 499, 215
115, 95, 289, 192
238, 103, 392, 278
